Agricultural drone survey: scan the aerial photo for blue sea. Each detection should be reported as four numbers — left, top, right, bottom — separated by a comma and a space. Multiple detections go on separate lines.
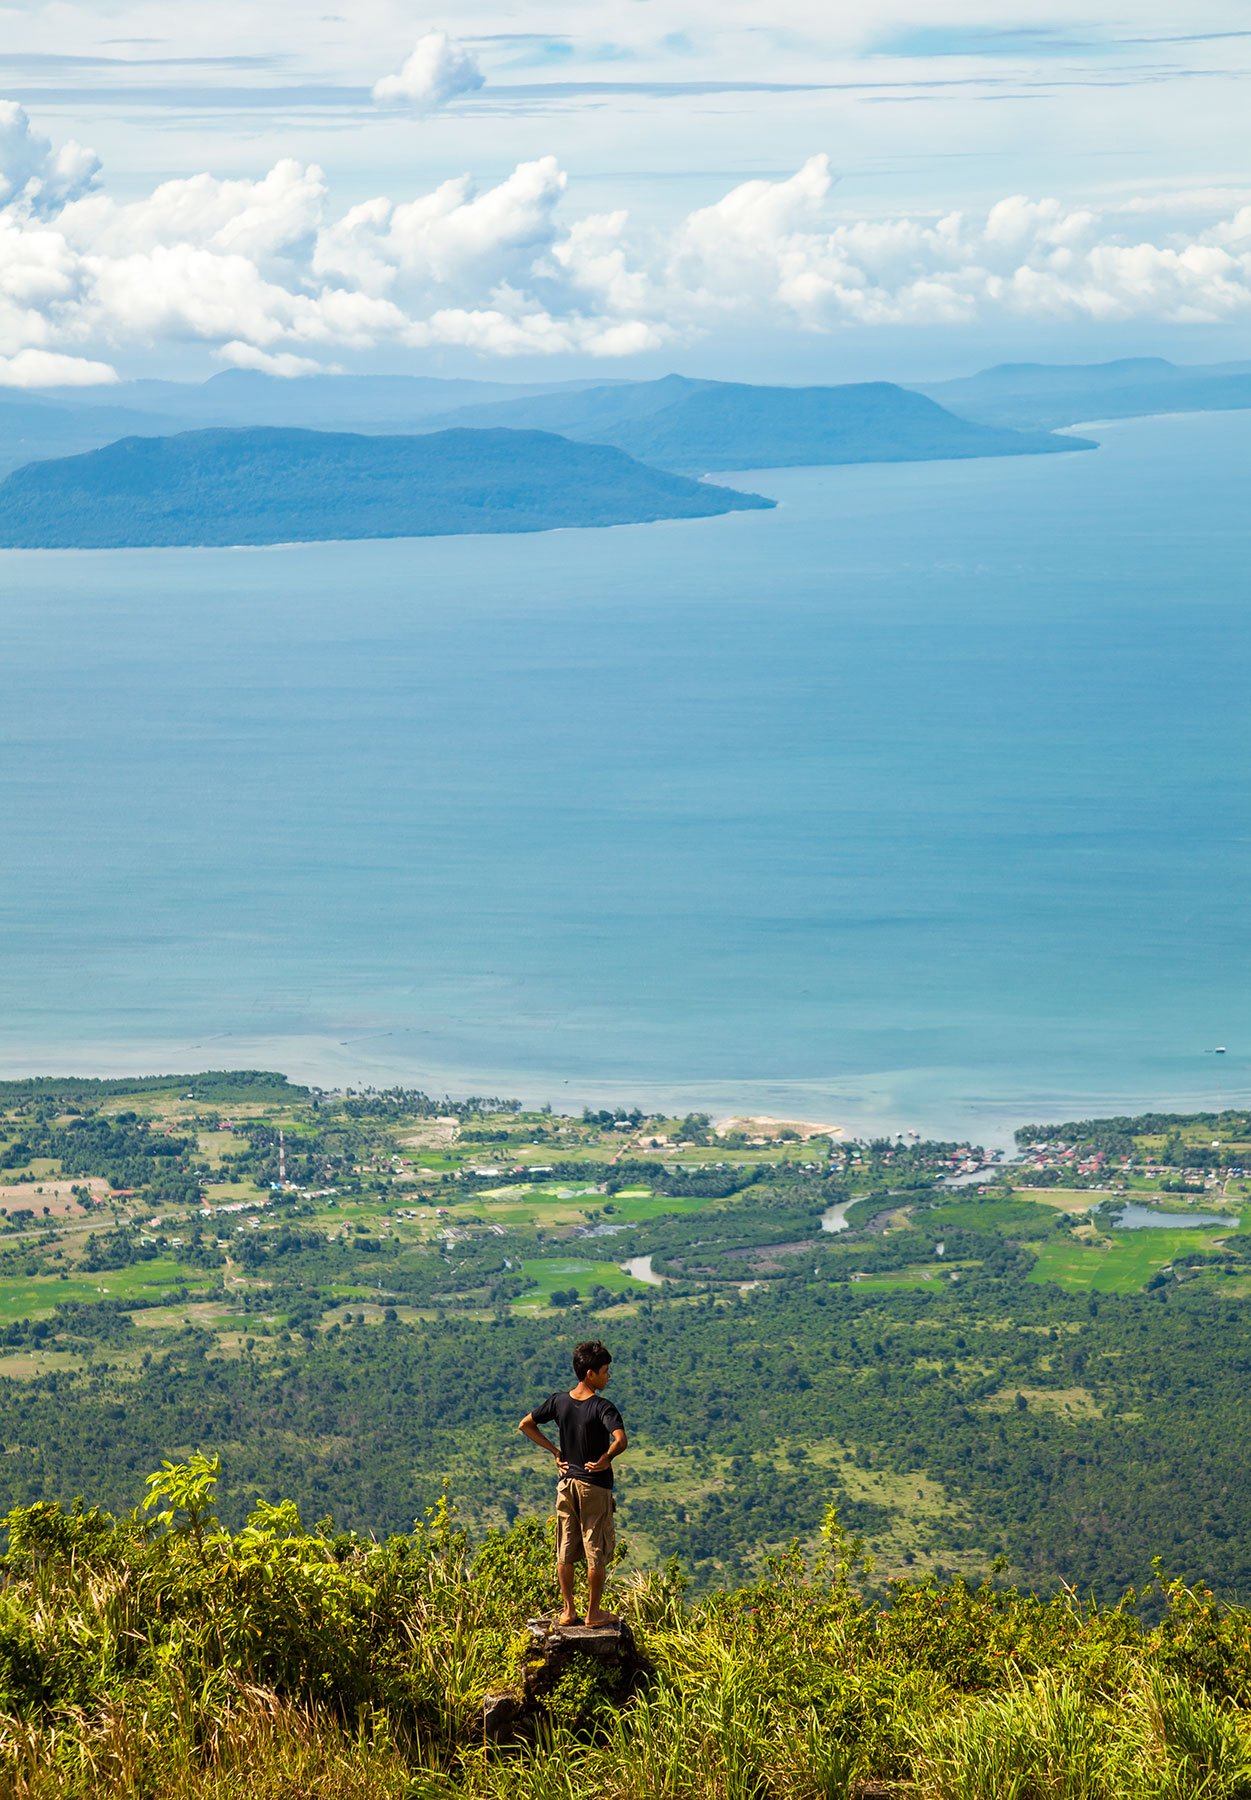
2, 411, 1248, 1146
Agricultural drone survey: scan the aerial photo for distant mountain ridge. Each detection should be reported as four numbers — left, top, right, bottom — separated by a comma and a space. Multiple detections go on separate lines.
7, 358, 1251, 489
0, 370, 1091, 485
916, 357, 1251, 430
0, 372, 615, 479
418, 374, 1091, 470
47, 369, 617, 428
0, 426, 772, 549
0, 390, 182, 479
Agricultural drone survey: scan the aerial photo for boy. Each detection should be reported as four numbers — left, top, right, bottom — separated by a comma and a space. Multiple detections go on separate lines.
519, 1338, 628, 1628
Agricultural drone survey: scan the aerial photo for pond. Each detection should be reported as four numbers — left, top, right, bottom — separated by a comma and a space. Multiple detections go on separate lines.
1111, 1202, 1226, 1230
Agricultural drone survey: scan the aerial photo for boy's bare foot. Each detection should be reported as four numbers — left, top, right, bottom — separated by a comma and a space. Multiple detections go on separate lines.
584, 1610, 618, 1629
557, 1611, 583, 1627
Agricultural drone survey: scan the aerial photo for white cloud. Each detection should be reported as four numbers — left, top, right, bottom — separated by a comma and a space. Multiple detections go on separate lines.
2, 102, 1251, 377
62, 162, 327, 275
314, 157, 575, 312
218, 341, 332, 377
0, 103, 99, 219
372, 32, 485, 111
663, 171, 1251, 331
0, 348, 116, 387
404, 299, 666, 356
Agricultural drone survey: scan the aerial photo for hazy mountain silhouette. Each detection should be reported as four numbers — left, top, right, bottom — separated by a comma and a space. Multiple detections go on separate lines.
916, 358, 1251, 430
418, 374, 1091, 470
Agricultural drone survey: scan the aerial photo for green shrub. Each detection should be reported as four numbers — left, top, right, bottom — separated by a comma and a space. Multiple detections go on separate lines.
4, 1466, 1251, 1797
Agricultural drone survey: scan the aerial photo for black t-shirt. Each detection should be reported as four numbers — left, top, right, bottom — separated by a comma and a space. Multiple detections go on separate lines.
531, 1390, 625, 1488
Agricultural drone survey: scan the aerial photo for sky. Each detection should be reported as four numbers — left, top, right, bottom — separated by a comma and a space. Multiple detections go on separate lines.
0, 0, 1249, 385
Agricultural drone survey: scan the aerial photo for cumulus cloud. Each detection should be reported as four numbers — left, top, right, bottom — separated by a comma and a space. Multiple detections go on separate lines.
218, 341, 333, 378
0, 103, 99, 218
0, 349, 116, 387
315, 158, 568, 298
2, 101, 1251, 377
372, 32, 485, 111
664, 170, 1251, 331
63, 161, 327, 274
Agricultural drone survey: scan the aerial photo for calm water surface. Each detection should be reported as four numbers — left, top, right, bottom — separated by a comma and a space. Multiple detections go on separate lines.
2, 412, 1248, 1144
820, 1201, 855, 1234
1111, 1203, 1227, 1230
620, 1255, 664, 1286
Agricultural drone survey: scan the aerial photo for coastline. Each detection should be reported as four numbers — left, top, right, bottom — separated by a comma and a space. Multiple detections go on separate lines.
3, 415, 1247, 1162
0, 1032, 1244, 1152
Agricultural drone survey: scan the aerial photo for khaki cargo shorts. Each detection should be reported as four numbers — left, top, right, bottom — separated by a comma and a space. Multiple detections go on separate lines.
555, 1477, 616, 1570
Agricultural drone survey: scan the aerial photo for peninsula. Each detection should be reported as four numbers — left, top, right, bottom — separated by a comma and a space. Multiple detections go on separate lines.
420, 373, 1093, 471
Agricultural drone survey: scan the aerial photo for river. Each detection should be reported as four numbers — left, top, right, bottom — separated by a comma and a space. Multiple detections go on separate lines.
621, 1254, 664, 1286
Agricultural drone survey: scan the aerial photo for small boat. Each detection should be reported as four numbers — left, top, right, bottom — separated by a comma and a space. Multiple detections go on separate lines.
1215, 1046, 1227, 1055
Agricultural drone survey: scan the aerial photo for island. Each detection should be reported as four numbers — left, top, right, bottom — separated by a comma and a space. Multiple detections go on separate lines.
0, 424, 773, 549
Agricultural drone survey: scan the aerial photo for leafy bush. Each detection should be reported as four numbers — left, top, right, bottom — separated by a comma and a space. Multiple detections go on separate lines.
4, 1473, 1251, 1797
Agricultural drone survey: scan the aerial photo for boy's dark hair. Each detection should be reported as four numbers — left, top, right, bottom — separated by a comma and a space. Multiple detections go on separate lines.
572, 1340, 612, 1380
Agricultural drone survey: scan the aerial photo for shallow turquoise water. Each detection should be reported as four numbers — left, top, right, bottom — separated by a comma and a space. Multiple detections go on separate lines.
1, 411, 1247, 1143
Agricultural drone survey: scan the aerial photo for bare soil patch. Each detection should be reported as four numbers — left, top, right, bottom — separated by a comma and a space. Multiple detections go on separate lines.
0, 1179, 110, 1216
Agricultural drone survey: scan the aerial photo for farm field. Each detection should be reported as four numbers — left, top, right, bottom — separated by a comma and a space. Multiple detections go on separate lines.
511, 1257, 654, 1311
0, 1258, 208, 1324
1026, 1226, 1228, 1293
0, 1078, 1249, 1597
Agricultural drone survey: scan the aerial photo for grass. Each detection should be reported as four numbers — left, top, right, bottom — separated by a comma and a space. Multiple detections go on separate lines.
797, 1447, 983, 1579
1010, 1187, 1101, 1212
601, 1191, 714, 1224
838, 1267, 972, 1292
1027, 1227, 1225, 1293
129, 1301, 238, 1331
300, 1197, 400, 1232
0, 1259, 209, 1324
0, 1349, 82, 1378
452, 1189, 596, 1230
9, 1459, 1251, 1800
925, 1199, 1058, 1233
195, 1131, 247, 1168
440, 1183, 714, 1235
978, 1384, 1104, 1419
512, 1257, 655, 1311
200, 1182, 266, 1203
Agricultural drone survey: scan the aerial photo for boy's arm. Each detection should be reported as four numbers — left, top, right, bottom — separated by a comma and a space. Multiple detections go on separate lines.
518, 1413, 568, 1473
583, 1427, 628, 1475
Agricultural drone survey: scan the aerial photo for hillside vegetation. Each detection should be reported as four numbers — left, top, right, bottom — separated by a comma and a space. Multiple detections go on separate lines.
0, 427, 771, 549
0, 1082, 1249, 1602
422, 374, 1092, 470
2, 1457, 1251, 1798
